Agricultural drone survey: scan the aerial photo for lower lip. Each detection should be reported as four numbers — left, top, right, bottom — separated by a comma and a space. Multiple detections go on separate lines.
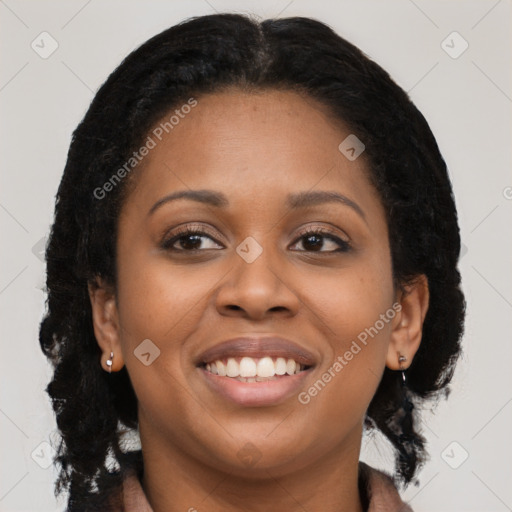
199, 367, 311, 407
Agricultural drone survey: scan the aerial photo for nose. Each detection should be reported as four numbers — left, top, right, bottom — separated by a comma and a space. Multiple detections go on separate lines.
215, 243, 300, 321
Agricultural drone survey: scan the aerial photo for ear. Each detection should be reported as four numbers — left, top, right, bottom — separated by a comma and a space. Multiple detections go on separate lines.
88, 278, 125, 372
386, 275, 429, 370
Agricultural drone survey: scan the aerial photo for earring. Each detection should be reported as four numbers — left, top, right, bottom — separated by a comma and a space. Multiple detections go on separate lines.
388, 353, 423, 486
106, 351, 114, 373
396, 352, 414, 435
398, 353, 407, 384
396, 353, 413, 427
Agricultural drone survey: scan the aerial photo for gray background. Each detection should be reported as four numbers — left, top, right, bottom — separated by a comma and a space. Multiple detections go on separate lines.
1, 1, 511, 510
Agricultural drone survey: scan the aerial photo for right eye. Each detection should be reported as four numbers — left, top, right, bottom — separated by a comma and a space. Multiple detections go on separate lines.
161, 225, 224, 252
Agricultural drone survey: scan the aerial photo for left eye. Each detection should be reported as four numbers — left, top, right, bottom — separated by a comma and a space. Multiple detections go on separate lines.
290, 230, 350, 253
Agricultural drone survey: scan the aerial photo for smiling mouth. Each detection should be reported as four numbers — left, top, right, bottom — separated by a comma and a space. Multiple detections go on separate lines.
201, 356, 310, 382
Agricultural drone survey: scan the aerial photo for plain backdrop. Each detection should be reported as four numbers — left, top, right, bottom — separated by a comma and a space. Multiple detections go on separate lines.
1, 1, 511, 511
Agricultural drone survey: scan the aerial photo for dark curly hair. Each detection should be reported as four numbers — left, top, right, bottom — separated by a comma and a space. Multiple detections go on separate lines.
39, 13, 465, 510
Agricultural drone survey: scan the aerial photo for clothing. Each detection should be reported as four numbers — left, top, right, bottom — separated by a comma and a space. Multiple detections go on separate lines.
118, 462, 413, 511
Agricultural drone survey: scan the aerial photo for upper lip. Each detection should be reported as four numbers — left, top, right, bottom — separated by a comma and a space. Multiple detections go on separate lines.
196, 336, 317, 367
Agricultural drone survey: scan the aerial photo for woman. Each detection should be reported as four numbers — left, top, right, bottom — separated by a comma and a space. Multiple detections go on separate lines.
39, 13, 465, 511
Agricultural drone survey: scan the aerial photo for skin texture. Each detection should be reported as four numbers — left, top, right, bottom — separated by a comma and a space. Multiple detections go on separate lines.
89, 89, 429, 512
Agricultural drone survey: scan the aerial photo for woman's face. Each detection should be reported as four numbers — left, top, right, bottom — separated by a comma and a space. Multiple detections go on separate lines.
106, 89, 403, 475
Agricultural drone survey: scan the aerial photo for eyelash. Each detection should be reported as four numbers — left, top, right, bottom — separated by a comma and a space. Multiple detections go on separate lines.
161, 224, 351, 254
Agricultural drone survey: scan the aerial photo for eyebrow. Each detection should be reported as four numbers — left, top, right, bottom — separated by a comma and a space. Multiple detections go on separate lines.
149, 188, 366, 220
286, 190, 366, 220
149, 189, 229, 215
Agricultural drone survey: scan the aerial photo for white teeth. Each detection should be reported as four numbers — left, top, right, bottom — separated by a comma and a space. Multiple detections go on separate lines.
239, 357, 257, 377
226, 358, 239, 377
275, 357, 287, 375
286, 358, 297, 375
205, 356, 306, 378
216, 360, 226, 376
257, 357, 275, 378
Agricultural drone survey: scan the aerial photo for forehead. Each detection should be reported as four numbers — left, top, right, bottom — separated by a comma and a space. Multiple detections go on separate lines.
123, 89, 382, 219
149, 89, 353, 174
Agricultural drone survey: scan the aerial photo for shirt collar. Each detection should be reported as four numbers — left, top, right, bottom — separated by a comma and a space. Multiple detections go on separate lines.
121, 461, 413, 511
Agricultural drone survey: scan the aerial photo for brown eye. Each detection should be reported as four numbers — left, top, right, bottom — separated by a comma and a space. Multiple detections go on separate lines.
290, 228, 351, 253
161, 226, 223, 251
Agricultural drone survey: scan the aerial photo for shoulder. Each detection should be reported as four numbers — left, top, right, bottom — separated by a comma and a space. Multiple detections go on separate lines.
120, 468, 154, 512
359, 462, 414, 512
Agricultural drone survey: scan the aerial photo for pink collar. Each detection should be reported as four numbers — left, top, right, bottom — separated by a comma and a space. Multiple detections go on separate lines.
120, 462, 413, 511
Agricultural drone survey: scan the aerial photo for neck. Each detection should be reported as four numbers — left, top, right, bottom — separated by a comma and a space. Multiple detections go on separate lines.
140, 425, 365, 512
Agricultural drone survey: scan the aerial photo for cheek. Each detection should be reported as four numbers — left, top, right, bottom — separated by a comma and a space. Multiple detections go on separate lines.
114, 257, 218, 432
306, 252, 394, 348
114, 247, 215, 384
116, 243, 222, 343
297, 251, 394, 414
